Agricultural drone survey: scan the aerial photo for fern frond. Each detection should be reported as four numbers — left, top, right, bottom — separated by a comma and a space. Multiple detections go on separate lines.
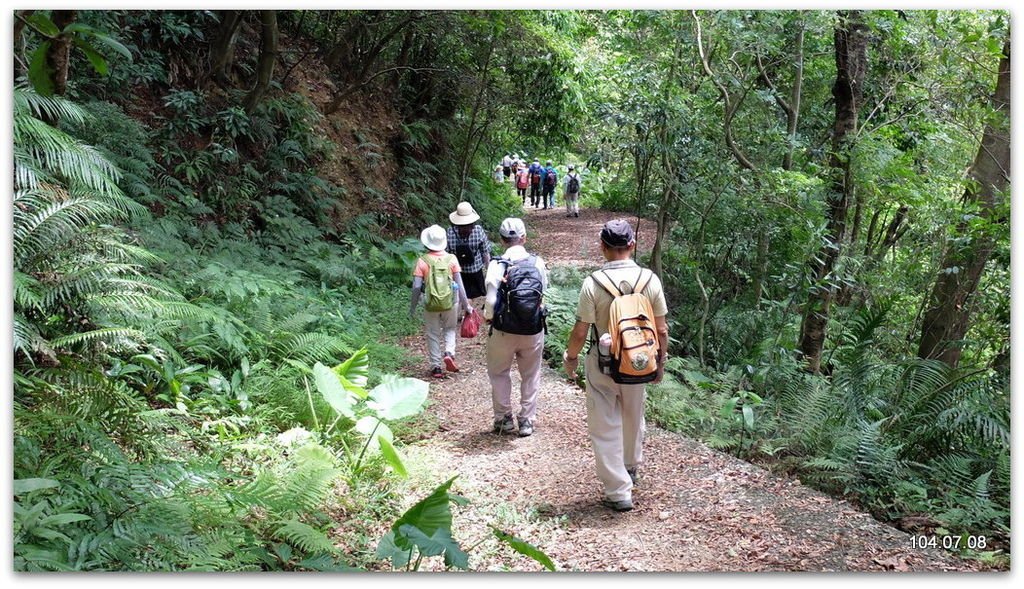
13, 87, 89, 124
50, 328, 146, 351
274, 333, 351, 364
274, 519, 336, 554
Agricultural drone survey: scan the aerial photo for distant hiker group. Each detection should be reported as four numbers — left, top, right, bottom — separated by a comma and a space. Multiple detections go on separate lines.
498, 153, 583, 218
409, 204, 668, 513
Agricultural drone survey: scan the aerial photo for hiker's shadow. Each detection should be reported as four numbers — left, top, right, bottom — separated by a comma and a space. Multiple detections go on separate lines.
454, 429, 523, 456
534, 498, 635, 529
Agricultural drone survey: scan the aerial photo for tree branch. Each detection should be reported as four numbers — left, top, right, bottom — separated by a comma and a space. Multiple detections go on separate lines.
692, 10, 757, 171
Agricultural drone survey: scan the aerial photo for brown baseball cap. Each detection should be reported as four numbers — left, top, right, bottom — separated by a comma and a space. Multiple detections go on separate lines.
600, 219, 635, 247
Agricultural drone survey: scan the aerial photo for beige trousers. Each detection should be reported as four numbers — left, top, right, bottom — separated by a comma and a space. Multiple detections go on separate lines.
584, 352, 646, 501
424, 307, 459, 368
486, 329, 545, 421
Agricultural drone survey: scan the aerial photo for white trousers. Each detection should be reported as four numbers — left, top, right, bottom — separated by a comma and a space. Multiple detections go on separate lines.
584, 352, 646, 501
424, 307, 458, 368
486, 329, 545, 421
565, 192, 579, 214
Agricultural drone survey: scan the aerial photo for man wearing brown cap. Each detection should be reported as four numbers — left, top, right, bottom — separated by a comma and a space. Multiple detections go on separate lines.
483, 218, 548, 437
447, 201, 492, 301
562, 219, 669, 512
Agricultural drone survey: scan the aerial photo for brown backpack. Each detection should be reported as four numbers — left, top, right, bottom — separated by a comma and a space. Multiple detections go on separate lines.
592, 269, 660, 384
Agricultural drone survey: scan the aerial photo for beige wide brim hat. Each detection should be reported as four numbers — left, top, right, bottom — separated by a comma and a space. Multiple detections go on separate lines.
449, 201, 480, 225
420, 224, 447, 251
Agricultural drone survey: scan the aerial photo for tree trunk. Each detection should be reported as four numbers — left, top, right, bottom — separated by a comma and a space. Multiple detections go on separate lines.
13, 10, 35, 80
798, 10, 868, 373
456, 34, 496, 199
917, 39, 1010, 367
208, 10, 243, 86
243, 11, 278, 114
783, 22, 805, 171
651, 199, 670, 278
46, 10, 77, 96
752, 229, 769, 304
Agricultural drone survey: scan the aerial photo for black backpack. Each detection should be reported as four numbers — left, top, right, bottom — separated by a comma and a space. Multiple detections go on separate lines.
567, 174, 580, 193
492, 255, 547, 335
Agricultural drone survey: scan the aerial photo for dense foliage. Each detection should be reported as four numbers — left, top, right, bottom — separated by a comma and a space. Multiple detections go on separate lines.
553, 9, 1010, 556
11, 8, 1010, 569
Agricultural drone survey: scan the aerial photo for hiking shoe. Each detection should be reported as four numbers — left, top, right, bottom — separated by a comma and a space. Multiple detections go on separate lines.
601, 498, 634, 512
431, 367, 444, 379
574, 212, 579, 218
443, 353, 459, 373
627, 468, 638, 485
493, 415, 517, 434
517, 418, 534, 437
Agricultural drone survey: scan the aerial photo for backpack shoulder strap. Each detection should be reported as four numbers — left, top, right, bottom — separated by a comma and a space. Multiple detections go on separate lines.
515, 254, 537, 268
426, 254, 450, 271
591, 270, 622, 298
632, 268, 654, 295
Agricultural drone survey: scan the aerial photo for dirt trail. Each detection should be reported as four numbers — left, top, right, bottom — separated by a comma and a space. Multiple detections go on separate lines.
394, 205, 975, 572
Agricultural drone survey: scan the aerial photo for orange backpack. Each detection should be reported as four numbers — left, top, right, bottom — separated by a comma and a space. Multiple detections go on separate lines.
592, 269, 660, 384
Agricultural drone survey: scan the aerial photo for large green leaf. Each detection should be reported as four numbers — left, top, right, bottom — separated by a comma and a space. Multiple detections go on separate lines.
354, 416, 394, 452
63, 24, 133, 60
27, 42, 55, 97
742, 404, 755, 430
491, 527, 556, 571
73, 38, 108, 76
313, 362, 355, 419
368, 376, 428, 420
354, 416, 388, 439
333, 347, 369, 388
39, 513, 92, 526
378, 434, 408, 478
376, 531, 412, 568
338, 374, 368, 400
26, 13, 60, 36
13, 478, 59, 495
390, 476, 458, 550
397, 524, 469, 570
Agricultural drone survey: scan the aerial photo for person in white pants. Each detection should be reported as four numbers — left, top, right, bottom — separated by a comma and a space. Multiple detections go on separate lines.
410, 224, 470, 379
564, 165, 581, 218
484, 218, 548, 437
562, 219, 669, 512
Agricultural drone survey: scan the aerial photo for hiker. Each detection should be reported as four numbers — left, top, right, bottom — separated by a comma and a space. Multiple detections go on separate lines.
562, 219, 669, 512
564, 165, 581, 218
502, 152, 513, 181
494, 164, 505, 184
410, 224, 471, 379
515, 164, 530, 205
511, 153, 522, 175
484, 218, 548, 437
542, 160, 558, 209
447, 201, 492, 301
528, 159, 543, 207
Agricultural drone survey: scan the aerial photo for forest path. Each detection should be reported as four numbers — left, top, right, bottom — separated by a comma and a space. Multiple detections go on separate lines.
393, 204, 974, 572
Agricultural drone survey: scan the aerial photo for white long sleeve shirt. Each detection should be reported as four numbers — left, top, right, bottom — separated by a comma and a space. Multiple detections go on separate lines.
564, 172, 581, 194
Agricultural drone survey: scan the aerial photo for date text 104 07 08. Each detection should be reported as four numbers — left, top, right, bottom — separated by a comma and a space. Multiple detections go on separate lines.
910, 535, 987, 551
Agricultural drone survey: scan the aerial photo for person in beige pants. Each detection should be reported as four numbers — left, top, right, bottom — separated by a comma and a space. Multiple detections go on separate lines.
563, 219, 669, 512
410, 225, 470, 379
484, 218, 548, 437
